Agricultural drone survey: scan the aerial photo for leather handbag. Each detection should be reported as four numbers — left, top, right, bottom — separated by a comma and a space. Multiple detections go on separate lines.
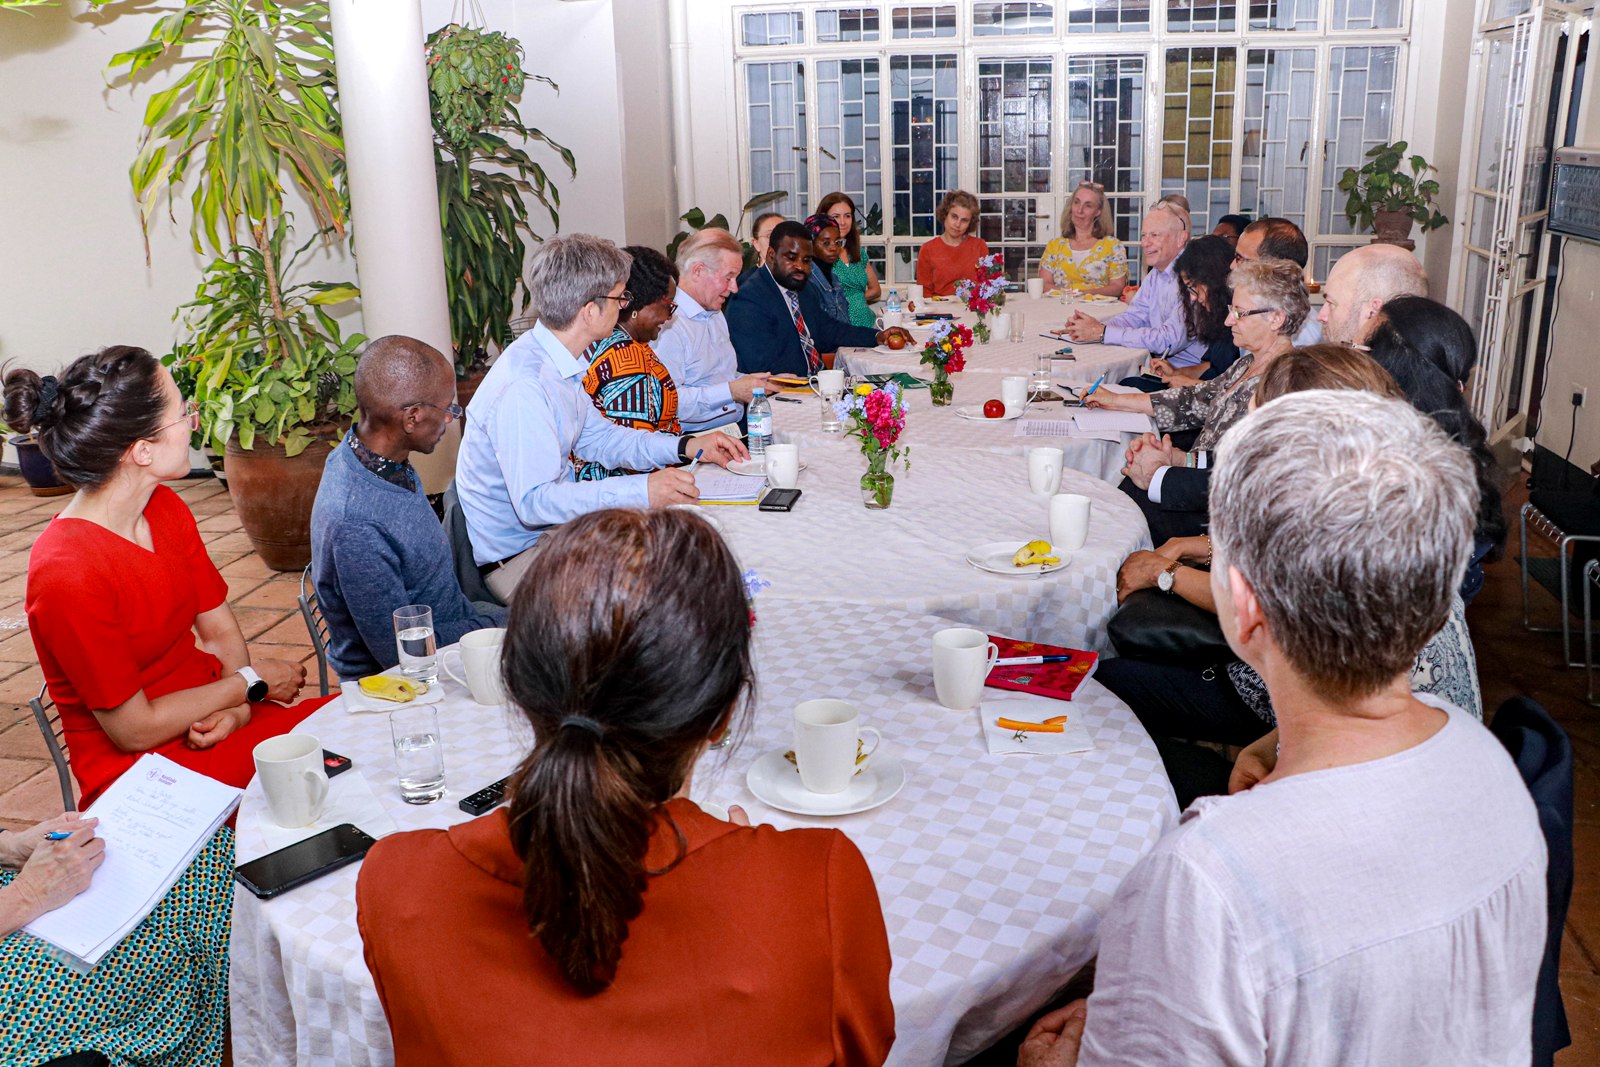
1106, 588, 1234, 666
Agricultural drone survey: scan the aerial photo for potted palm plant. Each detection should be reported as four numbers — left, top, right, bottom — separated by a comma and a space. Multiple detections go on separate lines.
1338, 141, 1450, 249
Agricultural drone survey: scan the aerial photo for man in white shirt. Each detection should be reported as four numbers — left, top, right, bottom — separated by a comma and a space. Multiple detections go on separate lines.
456, 234, 745, 601
653, 228, 772, 432
1020, 390, 1547, 1067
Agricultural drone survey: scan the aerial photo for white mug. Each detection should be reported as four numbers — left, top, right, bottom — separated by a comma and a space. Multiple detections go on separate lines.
810, 368, 845, 398
1001, 376, 1030, 417
253, 733, 329, 829
764, 443, 800, 489
931, 628, 1000, 710
906, 283, 924, 303
1027, 447, 1064, 496
441, 627, 507, 705
876, 309, 905, 330
1050, 493, 1093, 552
1026, 277, 1045, 299
992, 312, 1012, 341
793, 699, 881, 794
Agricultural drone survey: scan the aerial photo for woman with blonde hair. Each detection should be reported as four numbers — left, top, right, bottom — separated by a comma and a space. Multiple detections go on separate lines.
817, 192, 882, 327
1038, 181, 1128, 298
916, 189, 989, 296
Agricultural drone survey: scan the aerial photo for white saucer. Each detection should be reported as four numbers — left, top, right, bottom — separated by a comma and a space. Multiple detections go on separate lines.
874, 344, 914, 354
965, 540, 1069, 576
728, 458, 809, 477
745, 749, 907, 817
954, 404, 1024, 422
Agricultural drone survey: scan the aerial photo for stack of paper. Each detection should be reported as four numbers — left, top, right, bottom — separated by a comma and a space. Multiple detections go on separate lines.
1015, 418, 1124, 443
694, 469, 764, 502
25, 754, 240, 968
1072, 409, 1156, 435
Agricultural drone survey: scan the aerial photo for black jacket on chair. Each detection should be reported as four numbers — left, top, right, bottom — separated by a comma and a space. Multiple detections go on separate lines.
725, 266, 879, 376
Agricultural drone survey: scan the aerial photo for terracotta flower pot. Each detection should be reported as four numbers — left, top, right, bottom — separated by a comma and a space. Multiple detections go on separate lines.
223, 428, 343, 571
9, 434, 72, 497
1372, 209, 1417, 250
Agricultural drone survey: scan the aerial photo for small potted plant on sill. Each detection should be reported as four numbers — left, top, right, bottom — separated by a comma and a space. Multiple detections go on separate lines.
4, 422, 71, 497
1337, 140, 1449, 250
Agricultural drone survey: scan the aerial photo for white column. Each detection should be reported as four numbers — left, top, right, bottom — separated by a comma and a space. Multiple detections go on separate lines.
329, 0, 457, 493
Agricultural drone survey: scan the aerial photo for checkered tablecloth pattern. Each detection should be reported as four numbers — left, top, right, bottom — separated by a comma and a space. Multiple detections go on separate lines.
231, 599, 1177, 1067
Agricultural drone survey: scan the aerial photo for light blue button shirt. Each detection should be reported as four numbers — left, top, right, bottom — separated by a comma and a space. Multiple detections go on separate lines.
652, 286, 742, 431
457, 322, 682, 563
1293, 315, 1324, 347
1102, 258, 1211, 368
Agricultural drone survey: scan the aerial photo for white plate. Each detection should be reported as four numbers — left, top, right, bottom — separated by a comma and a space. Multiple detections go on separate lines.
727, 457, 809, 477
964, 540, 1069, 577
874, 344, 916, 354
745, 749, 907, 817
954, 404, 1023, 422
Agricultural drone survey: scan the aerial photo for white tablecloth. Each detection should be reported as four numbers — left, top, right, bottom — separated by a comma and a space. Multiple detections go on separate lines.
230, 599, 1178, 1067
771, 369, 1128, 482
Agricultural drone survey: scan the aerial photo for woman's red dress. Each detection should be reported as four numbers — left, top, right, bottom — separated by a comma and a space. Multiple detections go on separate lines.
26, 485, 328, 806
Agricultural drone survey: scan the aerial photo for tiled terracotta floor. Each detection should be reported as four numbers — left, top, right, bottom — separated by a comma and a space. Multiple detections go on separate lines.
0, 470, 1594, 1062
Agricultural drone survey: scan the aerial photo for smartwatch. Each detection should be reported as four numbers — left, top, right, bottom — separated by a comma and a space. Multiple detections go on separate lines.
236, 665, 269, 703
677, 436, 692, 464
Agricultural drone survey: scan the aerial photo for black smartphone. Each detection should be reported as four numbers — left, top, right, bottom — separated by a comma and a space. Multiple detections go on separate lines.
759, 487, 802, 512
234, 823, 377, 900
322, 749, 353, 778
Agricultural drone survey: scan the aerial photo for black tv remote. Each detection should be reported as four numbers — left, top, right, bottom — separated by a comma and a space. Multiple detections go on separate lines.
458, 776, 511, 816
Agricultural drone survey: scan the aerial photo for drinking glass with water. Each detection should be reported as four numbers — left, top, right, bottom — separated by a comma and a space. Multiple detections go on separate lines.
389, 704, 447, 804
392, 604, 438, 683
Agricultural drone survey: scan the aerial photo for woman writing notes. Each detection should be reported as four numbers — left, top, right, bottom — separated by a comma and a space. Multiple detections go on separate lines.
5, 347, 330, 805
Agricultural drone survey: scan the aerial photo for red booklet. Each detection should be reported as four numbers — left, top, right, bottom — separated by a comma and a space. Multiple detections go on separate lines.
984, 635, 1099, 702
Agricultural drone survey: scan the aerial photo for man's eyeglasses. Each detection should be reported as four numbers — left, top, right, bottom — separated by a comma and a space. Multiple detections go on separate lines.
409, 401, 464, 422
1227, 305, 1275, 320
154, 399, 200, 436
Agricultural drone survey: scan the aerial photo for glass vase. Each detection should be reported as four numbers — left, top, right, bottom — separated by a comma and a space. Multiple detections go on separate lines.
929, 364, 954, 406
859, 451, 895, 510
974, 316, 991, 344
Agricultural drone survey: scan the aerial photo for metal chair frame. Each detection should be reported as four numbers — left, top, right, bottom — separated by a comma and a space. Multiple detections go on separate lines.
1519, 500, 1600, 668
27, 684, 76, 812
298, 564, 332, 697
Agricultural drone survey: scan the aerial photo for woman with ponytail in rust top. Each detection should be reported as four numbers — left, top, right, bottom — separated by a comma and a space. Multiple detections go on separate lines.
356, 508, 895, 1065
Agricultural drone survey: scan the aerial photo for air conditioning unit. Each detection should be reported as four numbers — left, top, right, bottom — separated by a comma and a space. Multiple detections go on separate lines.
1549, 147, 1600, 244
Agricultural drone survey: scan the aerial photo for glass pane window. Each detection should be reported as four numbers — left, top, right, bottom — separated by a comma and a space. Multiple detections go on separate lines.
741, 11, 805, 46
1168, 0, 1238, 34
746, 62, 809, 218
1331, 0, 1403, 30
977, 57, 1053, 277
1486, 0, 1533, 19
1318, 45, 1399, 235
1162, 46, 1237, 236
890, 53, 960, 261
973, 2, 1055, 36
1239, 47, 1316, 233
1064, 54, 1146, 268
1247, 0, 1320, 31
891, 4, 957, 38
817, 7, 882, 42
1067, 0, 1150, 34
1313, 244, 1356, 285
816, 58, 884, 231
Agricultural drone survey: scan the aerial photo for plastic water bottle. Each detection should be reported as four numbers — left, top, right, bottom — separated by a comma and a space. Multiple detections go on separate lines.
747, 388, 772, 460
885, 289, 903, 317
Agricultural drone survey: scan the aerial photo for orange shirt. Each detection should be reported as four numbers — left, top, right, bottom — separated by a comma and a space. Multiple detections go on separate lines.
357, 799, 896, 1066
915, 236, 991, 297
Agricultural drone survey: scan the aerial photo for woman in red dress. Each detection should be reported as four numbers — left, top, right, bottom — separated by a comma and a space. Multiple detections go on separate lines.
5, 346, 330, 806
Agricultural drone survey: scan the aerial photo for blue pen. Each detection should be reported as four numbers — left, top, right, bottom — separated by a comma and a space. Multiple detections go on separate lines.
1080, 375, 1105, 406
45, 831, 73, 841
686, 448, 704, 474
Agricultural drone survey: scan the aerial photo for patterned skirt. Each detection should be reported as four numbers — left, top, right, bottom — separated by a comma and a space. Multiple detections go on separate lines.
0, 828, 233, 1066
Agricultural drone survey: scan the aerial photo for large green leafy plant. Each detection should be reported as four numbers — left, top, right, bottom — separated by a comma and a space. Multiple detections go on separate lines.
427, 23, 574, 375
1338, 140, 1449, 233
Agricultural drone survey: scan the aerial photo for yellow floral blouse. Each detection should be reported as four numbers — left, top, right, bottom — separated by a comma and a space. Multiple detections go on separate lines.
1039, 236, 1128, 291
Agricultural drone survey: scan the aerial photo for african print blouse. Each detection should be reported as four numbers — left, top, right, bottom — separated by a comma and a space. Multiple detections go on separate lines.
575, 327, 681, 481
1148, 351, 1257, 452
1039, 236, 1128, 291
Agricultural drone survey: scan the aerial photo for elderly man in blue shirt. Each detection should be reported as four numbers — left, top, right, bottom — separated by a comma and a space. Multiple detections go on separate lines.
1060, 201, 1208, 368
653, 228, 772, 432
457, 234, 746, 602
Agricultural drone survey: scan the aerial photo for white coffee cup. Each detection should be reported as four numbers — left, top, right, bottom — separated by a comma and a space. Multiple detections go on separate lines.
810, 368, 845, 398
253, 733, 329, 828
441, 627, 507, 705
931, 628, 1000, 710
1001, 376, 1030, 417
906, 284, 924, 303
876, 309, 905, 330
1027, 277, 1045, 299
992, 312, 1012, 341
1027, 446, 1064, 496
1050, 493, 1093, 551
764, 443, 800, 489
793, 699, 881, 794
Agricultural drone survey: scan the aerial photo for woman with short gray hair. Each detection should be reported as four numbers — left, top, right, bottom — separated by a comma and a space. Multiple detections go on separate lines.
528, 233, 633, 331
1084, 257, 1308, 454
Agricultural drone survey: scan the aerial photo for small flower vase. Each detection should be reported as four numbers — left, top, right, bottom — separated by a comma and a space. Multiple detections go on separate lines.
860, 450, 895, 510
929, 364, 954, 406
973, 315, 991, 344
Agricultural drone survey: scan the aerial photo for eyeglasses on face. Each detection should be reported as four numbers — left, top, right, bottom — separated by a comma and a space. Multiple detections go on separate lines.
593, 290, 633, 306
154, 399, 200, 436
1227, 305, 1275, 320
409, 401, 464, 422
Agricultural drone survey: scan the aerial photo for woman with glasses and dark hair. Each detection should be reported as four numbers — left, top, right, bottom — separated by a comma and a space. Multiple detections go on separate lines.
817, 192, 882, 327
574, 245, 695, 480
3, 346, 328, 806
1038, 181, 1128, 298
358, 508, 896, 1064
1138, 235, 1242, 389
802, 212, 854, 327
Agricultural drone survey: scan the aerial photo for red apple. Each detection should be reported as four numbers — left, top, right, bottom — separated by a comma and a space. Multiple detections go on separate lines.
983, 399, 1005, 419
886, 333, 907, 351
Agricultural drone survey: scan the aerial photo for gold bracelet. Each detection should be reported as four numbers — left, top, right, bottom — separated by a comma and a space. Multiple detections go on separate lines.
1203, 534, 1213, 568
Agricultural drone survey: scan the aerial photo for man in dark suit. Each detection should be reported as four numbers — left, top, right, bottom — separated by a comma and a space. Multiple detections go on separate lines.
1120, 433, 1211, 543
726, 221, 910, 376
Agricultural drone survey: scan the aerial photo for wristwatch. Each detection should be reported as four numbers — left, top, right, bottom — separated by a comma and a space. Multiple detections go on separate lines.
1156, 560, 1183, 593
677, 435, 692, 464
236, 665, 269, 703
